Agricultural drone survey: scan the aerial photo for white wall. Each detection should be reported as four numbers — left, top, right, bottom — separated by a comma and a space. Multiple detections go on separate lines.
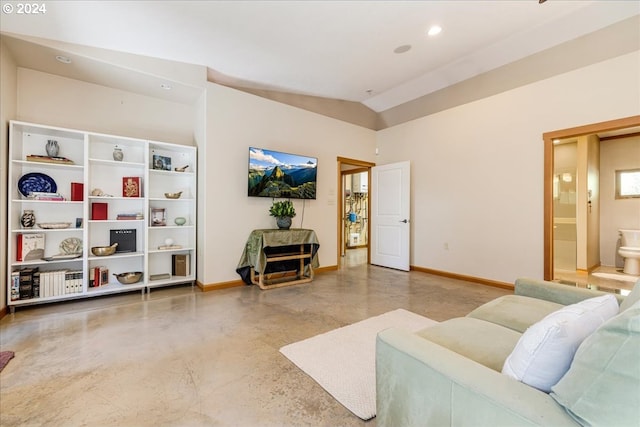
16, 68, 196, 145
601, 135, 640, 266
1, 40, 18, 312
201, 83, 376, 285
376, 51, 640, 284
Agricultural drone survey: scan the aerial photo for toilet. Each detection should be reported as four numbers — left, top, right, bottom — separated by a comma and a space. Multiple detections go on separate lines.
618, 229, 640, 275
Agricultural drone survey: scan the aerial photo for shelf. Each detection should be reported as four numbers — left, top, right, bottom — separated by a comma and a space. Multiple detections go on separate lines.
7, 120, 197, 310
11, 228, 83, 233
149, 197, 194, 202
11, 257, 83, 267
88, 252, 144, 261
13, 159, 84, 170
89, 158, 145, 168
148, 246, 195, 254
147, 276, 195, 288
87, 282, 146, 295
12, 199, 82, 205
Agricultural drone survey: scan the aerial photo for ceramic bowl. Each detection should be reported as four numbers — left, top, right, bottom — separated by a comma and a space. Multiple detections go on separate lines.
164, 191, 182, 199
174, 217, 187, 226
91, 243, 118, 256
113, 271, 143, 284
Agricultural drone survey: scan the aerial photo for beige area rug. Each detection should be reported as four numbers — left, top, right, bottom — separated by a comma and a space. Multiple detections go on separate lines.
592, 272, 640, 283
280, 309, 437, 420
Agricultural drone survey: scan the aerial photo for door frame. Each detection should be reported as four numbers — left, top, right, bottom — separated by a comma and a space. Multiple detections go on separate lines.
337, 157, 375, 268
543, 115, 640, 280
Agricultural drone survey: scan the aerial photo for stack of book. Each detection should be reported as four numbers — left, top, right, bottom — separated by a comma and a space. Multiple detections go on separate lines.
172, 254, 191, 276
39, 270, 83, 297
10, 268, 83, 300
116, 212, 144, 220
16, 233, 45, 261
89, 266, 109, 287
26, 192, 65, 201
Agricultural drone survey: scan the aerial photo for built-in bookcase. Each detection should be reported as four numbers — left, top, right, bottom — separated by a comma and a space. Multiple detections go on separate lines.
6, 120, 196, 310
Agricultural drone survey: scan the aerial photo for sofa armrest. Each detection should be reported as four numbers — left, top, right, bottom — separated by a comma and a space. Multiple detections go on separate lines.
515, 277, 624, 306
376, 328, 579, 427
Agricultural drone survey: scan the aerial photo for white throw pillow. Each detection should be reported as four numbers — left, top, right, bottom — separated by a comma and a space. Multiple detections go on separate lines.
502, 294, 619, 392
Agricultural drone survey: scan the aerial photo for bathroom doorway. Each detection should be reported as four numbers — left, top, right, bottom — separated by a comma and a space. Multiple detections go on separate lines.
337, 157, 375, 268
544, 115, 640, 292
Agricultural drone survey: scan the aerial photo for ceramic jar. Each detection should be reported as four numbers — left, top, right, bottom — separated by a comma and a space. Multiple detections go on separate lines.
21, 210, 36, 228
113, 147, 124, 161
46, 140, 59, 157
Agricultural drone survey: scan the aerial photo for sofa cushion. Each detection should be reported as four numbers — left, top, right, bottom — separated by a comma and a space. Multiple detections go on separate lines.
551, 299, 640, 426
619, 278, 640, 312
467, 295, 564, 333
502, 294, 619, 392
416, 317, 521, 372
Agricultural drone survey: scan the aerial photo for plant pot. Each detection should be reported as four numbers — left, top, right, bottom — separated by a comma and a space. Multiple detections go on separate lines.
276, 217, 292, 230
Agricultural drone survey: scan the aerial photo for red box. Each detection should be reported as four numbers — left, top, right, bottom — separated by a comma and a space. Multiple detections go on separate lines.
122, 177, 141, 197
91, 203, 108, 220
71, 182, 84, 201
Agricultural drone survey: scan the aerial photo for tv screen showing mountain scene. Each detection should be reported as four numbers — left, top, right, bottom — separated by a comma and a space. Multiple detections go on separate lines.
248, 147, 317, 199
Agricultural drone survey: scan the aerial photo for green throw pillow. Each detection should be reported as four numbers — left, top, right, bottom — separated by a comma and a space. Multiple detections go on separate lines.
550, 300, 640, 426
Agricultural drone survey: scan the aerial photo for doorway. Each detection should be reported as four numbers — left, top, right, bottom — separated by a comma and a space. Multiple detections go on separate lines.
337, 157, 375, 268
543, 115, 640, 292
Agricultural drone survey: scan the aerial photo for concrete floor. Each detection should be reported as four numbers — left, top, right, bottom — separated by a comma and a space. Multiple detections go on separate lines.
0, 259, 510, 426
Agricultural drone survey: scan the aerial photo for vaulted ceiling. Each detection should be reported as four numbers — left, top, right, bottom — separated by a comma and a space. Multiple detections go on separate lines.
1, 1, 638, 129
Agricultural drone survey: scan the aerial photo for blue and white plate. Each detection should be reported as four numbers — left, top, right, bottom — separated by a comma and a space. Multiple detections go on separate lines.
18, 172, 57, 197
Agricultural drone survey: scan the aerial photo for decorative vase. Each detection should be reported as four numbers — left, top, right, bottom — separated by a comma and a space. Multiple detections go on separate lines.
46, 140, 59, 157
174, 217, 186, 226
113, 146, 124, 161
21, 210, 36, 228
276, 217, 292, 230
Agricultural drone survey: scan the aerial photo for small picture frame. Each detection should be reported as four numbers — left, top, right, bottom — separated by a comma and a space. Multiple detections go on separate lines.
75, 218, 83, 228
151, 208, 166, 226
152, 154, 171, 171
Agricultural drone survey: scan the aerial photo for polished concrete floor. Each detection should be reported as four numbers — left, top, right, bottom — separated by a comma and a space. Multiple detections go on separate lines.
554, 265, 638, 295
0, 255, 510, 426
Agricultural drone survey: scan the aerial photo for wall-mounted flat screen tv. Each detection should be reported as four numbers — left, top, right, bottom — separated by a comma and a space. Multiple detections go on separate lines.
248, 147, 317, 199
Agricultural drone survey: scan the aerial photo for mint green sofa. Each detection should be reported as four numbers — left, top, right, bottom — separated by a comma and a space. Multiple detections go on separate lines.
376, 278, 640, 426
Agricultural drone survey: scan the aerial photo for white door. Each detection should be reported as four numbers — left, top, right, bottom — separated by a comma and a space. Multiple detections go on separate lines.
371, 161, 410, 271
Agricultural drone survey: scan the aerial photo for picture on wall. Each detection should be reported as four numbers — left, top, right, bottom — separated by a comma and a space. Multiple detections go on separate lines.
248, 147, 317, 199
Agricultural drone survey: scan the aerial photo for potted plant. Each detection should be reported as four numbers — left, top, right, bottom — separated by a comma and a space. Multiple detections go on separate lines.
269, 200, 296, 229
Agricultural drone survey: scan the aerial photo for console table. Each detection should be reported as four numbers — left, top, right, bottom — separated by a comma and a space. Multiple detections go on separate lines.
236, 229, 320, 289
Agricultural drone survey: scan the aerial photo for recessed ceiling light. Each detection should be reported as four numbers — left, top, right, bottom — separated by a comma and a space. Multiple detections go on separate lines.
427, 26, 442, 37
160, 84, 172, 90
55, 55, 72, 64
394, 45, 411, 54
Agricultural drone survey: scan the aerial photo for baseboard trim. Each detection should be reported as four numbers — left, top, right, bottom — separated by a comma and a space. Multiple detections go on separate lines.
410, 266, 514, 291
315, 265, 338, 273
197, 280, 245, 292
197, 266, 338, 292
0, 305, 6, 320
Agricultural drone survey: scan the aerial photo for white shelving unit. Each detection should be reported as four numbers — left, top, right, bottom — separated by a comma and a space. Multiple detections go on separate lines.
6, 121, 197, 310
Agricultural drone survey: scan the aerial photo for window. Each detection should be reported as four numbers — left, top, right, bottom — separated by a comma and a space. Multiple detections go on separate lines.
616, 169, 640, 199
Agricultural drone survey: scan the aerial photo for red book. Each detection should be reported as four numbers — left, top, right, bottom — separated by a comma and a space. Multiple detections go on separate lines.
93, 267, 100, 287
16, 234, 23, 261
122, 177, 141, 197
91, 203, 108, 220
71, 182, 84, 201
